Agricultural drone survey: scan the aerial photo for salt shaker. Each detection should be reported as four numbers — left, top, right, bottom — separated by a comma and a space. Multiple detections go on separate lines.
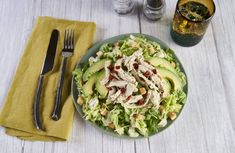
112, 0, 135, 15
143, 0, 166, 20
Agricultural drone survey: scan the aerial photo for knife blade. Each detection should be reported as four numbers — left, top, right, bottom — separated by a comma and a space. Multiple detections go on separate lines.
33, 29, 59, 130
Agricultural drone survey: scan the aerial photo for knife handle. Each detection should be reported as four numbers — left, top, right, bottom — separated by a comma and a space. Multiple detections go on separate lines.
33, 74, 44, 130
51, 57, 67, 121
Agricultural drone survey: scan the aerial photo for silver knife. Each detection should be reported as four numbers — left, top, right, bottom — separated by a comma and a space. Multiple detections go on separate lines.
33, 29, 59, 130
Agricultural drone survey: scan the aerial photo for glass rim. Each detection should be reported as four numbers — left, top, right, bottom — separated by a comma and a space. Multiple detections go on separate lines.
176, 0, 216, 23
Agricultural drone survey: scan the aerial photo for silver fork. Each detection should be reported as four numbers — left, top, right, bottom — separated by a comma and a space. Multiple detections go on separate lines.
51, 29, 74, 121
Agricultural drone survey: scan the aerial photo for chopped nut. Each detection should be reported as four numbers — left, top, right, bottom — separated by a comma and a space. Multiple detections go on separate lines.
136, 114, 145, 120
171, 62, 176, 68
114, 42, 119, 46
168, 112, 177, 120
132, 42, 140, 48
100, 108, 108, 116
77, 96, 84, 105
139, 87, 146, 95
149, 46, 155, 54
108, 123, 115, 129
133, 114, 138, 118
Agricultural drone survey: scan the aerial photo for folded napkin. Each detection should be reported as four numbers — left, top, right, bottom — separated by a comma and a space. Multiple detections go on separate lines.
0, 16, 96, 141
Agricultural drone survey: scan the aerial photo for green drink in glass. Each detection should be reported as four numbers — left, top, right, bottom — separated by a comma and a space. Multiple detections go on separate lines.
171, 0, 216, 47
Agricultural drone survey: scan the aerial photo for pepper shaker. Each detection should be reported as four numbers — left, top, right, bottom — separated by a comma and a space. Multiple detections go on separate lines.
143, 0, 166, 20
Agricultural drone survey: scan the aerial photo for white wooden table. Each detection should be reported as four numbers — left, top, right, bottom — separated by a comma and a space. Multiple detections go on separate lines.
0, 0, 234, 153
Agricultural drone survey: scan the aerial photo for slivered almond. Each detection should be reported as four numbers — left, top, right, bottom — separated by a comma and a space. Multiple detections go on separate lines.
171, 62, 176, 68
77, 96, 84, 105
100, 108, 108, 116
149, 46, 155, 54
132, 42, 140, 48
114, 42, 119, 46
168, 112, 177, 120
108, 123, 115, 129
136, 114, 145, 120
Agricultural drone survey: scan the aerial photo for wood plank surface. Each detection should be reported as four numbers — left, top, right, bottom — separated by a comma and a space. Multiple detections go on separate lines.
0, 0, 234, 153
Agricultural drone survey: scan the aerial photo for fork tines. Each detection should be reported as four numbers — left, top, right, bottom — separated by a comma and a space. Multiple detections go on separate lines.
63, 29, 74, 52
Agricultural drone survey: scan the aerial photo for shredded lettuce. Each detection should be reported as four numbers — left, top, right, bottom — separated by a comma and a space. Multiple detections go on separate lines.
145, 108, 160, 134
72, 68, 83, 94
128, 127, 139, 137
100, 43, 113, 53
134, 116, 148, 137
162, 90, 186, 115
83, 97, 102, 122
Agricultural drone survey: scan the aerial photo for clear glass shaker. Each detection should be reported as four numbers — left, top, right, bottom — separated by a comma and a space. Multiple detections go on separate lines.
143, 0, 166, 20
112, 0, 135, 15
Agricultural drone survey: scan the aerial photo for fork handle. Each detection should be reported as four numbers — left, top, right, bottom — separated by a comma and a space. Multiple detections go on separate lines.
51, 57, 67, 121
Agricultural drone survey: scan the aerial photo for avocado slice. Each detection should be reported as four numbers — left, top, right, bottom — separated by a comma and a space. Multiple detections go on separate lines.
162, 78, 171, 97
96, 70, 108, 98
83, 59, 110, 82
147, 57, 177, 74
82, 73, 97, 96
157, 67, 182, 90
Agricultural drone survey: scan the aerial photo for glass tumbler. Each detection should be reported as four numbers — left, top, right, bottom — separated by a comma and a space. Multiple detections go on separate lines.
112, 0, 135, 15
170, 0, 216, 47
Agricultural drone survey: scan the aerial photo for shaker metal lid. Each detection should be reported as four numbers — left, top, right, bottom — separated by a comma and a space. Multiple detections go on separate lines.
147, 0, 163, 8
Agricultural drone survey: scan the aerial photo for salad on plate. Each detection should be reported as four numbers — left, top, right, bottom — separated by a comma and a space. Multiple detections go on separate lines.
73, 35, 187, 137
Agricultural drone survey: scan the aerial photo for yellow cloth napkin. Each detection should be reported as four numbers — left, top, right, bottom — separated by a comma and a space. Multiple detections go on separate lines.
0, 16, 96, 141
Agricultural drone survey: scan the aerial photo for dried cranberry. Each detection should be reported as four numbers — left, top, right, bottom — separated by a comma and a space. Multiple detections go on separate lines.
108, 75, 115, 80
152, 69, 157, 74
120, 87, 126, 94
110, 67, 118, 74
107, 87, 112, 90
133, 63, 139, 69
115, 65, 121, 69
144, 71, 151, 77
137, 99, 145, 105
127, 95, 132, 100
108, 65, 114, 71
113, 70, 118, 75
